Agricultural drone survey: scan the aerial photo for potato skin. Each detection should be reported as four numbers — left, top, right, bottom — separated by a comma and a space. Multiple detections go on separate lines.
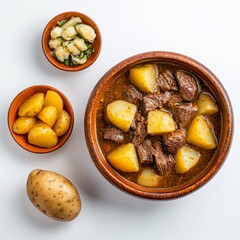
37, 106, 58, 127
28, 121, 58, 148
26, 169, 81, 221
13, 117, 36, 134
52, 110, 71, 136
18, 93, 44, 117
43, 90, 63, 117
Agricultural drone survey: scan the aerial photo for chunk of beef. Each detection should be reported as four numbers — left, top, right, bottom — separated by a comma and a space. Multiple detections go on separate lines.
132, 115, 147, 147
171, 103, 198, 128
158, 70, 178, 91
137, 139, 153, 164
103, 127, 124, 143
162, 128, 186, 154
175, 70, 197, 101
143, 92, 171, 112
165, 93, 182, 108
152, 141, 175, 175
131, 112, 144, 130
122, 85, 142, 105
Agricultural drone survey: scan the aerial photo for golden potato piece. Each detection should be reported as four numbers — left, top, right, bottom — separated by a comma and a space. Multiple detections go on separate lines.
13, 117, 36, 134
186, 115, 217, 150
37, 106, 58, 127
18, 93, 44, 117
129, 64, 157, 93
137, 168, 161, 187
28, 121, 58, 148
27, 169, 81, 221
52, 110, 71, 136
43, 90, 63, 117
106, 100, 137, 132
147, 110, 176, 135
107, 143, 139, 172
175, 145, 201, 174
196, 93, 219, 115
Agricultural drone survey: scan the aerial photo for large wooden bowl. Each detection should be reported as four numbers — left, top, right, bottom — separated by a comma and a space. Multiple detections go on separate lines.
85, 51, 233, 199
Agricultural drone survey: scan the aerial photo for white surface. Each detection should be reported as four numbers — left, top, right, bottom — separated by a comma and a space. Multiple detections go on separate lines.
0, 1, 239, 239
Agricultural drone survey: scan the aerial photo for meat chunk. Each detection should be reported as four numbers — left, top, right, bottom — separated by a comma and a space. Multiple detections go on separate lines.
132, 115, 148, 147
122, 85, 142, 105
162, 128, 186, 154
103, 127, 124, 143
158, 70, 178, 91
137, 139, 153, 164
165, 93, 182, 108
152, 141, 175, 175
175, 70, 197, 101
171, 103, 198, 128
143, 92, 171, 112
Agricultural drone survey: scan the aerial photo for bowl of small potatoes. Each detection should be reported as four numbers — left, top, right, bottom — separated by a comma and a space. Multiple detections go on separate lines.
42, 11, 102, 71
8, 85, 74, 153
85, 51, 233, 199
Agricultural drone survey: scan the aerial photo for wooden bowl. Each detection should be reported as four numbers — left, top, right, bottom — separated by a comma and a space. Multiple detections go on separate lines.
8, 85, 74, 154
84, 51, 234, 200
42, 11, 102, 71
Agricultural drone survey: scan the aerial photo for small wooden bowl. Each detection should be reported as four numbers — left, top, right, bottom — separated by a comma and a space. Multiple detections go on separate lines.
8, 85, 74, 154
42, 11, 102, 71
85, 51, 234, 200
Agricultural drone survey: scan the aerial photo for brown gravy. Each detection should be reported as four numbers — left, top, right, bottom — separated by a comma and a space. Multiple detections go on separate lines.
96, 63, 221, 188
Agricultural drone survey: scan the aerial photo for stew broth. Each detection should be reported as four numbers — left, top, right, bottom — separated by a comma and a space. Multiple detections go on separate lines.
96, 63, 221, 188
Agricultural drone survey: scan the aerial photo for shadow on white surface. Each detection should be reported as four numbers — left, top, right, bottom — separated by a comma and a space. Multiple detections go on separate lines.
18, 186, 68, 229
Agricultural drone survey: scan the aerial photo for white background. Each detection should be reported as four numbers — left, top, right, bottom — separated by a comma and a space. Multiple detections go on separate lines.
0, 1, 239, 240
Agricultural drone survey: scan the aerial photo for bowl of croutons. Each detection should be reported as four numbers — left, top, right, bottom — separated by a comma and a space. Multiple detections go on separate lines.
42, 11, 102, 71
84, 51, 233, 199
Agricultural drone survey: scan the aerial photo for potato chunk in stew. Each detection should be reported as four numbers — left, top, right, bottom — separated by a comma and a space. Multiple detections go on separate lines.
186, 115, 217, 150
106, 100, 137, 132
137, 168, 161, 187
196, 93, 219, 115
129, 64, 157, 93
107, 143, 139, 172
147, 110, 176, 135
175, 145, 201, 174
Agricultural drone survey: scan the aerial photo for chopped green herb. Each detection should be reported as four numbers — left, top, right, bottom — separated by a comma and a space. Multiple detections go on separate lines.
64, 58, 70, 65
57, 19, 67, 27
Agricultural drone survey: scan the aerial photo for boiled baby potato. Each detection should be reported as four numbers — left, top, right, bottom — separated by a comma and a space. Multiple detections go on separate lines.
18, 93, 44, 117
13, 117, 36, 134
52, 110, 71, 137
37, 106, 58, 127
175, 145, 201, 174
186, 115, 217, 150
137, 168, 161, 187
196, 93, 219, 115
26, 169, 81, 221
129, 64, 157, 93
147, 110, 176, 135
107, 143, 139, 172
43, 90, 63, 117
106, 100, 137, 132
28, 121, 58, 148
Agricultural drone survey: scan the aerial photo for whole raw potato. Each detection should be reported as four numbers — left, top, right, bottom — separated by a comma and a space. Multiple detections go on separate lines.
26, 169, 81, 221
